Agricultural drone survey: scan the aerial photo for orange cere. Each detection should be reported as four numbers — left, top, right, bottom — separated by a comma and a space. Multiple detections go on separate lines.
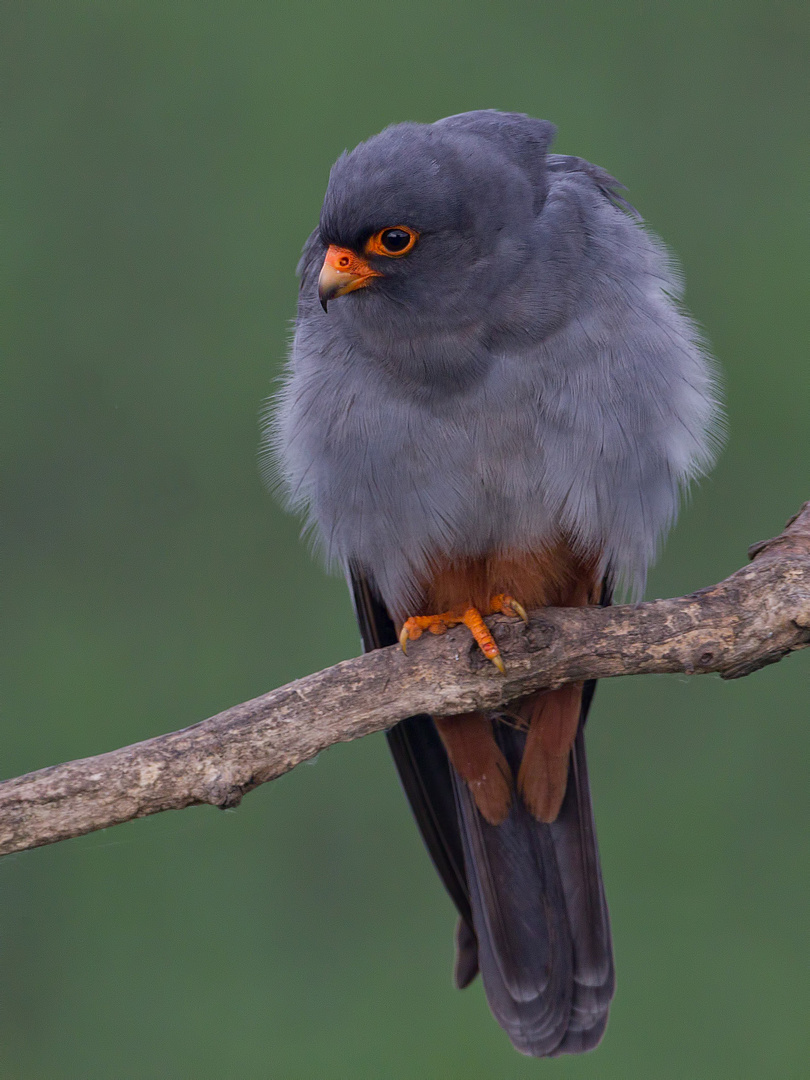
321, 245, 381, 293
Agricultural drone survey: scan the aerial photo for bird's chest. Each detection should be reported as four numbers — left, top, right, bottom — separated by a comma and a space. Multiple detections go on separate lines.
310, 365, 550, 557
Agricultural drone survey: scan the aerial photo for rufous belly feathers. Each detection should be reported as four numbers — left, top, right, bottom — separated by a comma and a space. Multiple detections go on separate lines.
400, 542, 600, 826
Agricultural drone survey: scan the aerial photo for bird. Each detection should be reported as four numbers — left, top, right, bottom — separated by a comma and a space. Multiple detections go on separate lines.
267, 110, 722, 1057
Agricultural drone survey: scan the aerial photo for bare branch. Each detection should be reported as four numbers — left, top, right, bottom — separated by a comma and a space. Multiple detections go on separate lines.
1, 504, 808, 859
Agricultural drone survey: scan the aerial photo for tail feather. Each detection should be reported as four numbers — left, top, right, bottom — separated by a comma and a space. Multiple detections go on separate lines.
454, 718, 613, 1056
548, 726, 614, 1052
454, 776, 573, 1053
349, 569, 614, 1057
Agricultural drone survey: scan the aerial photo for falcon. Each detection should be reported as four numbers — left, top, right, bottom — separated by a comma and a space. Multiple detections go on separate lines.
269, 110, 721, 1056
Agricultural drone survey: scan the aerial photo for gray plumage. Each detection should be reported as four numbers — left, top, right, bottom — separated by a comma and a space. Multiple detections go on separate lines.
266, 110, 722, 1057
269, 111, 722, 619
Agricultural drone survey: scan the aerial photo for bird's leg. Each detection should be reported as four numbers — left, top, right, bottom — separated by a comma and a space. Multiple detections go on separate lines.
399, 595, 528, 674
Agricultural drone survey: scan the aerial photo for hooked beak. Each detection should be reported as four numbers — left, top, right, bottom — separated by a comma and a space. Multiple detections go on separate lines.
318, 245, 382, 311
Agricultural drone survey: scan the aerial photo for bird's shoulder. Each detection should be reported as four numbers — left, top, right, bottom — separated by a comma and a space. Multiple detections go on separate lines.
545, 154, 637, 216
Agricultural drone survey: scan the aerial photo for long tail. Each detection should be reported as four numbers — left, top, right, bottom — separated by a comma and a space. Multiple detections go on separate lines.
455, 709, 613, 1055
349, 571, 614, 1056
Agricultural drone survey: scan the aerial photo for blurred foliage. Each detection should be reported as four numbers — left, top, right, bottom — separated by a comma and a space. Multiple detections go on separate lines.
1, 2, 808, 1077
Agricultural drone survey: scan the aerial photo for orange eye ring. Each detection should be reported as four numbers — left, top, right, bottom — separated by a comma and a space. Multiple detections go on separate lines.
364, 226, 419, 258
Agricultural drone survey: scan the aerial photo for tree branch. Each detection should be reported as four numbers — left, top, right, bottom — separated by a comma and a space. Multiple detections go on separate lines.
1, 504, 808, 859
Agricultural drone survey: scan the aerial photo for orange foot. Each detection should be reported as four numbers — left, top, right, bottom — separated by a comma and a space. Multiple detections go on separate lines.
399, 595, 529, 675
489, 593, 529, 624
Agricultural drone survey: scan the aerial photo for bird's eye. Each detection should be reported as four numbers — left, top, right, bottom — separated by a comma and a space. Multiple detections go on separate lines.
365, 226, 419, 258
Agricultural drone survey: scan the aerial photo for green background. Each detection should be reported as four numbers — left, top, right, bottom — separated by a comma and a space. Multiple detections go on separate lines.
1, 3, 807, 1077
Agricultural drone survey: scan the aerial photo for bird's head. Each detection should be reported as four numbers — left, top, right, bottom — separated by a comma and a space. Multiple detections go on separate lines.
314, 111, 562, 358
